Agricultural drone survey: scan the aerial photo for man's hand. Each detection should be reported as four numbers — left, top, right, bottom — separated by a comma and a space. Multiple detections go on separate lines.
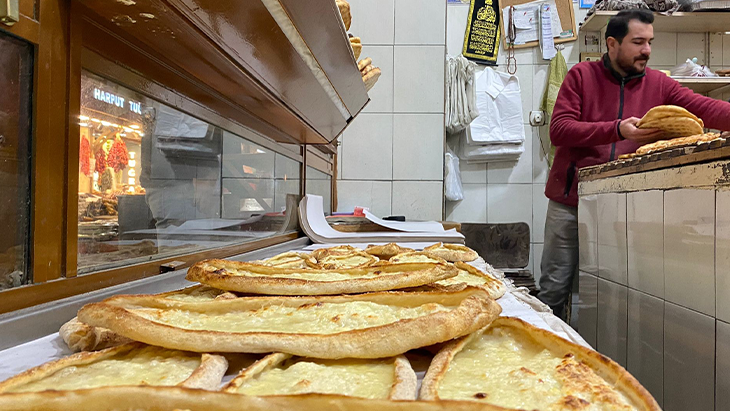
619, 117, 664, 144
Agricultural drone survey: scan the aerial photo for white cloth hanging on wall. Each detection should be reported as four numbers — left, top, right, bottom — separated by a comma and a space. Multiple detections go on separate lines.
468, 68, 525, 145
445, 55, 479, 134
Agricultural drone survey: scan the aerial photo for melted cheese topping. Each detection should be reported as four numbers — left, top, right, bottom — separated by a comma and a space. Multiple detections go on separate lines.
438, 327, 636, 410
235, 359, 395, 398
264, 253, 312, 269
133, 301, 450, 334
8, 346, 201, 393
390, 255, 441, 263
164, 287, 226, 302
436, 269, 488, 287
318, 254, 374, 269
222, 267, 393, 281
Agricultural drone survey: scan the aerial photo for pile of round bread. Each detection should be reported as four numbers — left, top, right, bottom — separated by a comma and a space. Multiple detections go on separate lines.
0, 243, 660, 411
337, 0, 380, 92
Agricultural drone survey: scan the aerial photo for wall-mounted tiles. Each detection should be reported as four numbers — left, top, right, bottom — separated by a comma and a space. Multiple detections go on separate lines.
446, 3, 469, 55
392, 114, 444, 180
458, 161, 487, 184
578, 194, 598, 275
596, 277, 628, 367
532, 184, 548, 243
395, 0, 445, 45
391, 181, 443, 221
393, 46, 445, 113
664, 189, 715, 317
716, 189, 730, 323
486, 184, 532, 228
597, 193, 628, 285
348, 0, 395, 45
336, 180, 392, 217
627, 190, 664, 298
664, 302, 715, 411
627, 289, 664, 407
341, 113, 393, 181
717, 320, 730, 411
361, 46, 394, 113
487, 126, 533, 184
445, 183, 487, 223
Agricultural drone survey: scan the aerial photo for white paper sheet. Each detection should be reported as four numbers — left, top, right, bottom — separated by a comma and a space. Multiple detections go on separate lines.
363, 211, 446, 233
503, 0, 561, 45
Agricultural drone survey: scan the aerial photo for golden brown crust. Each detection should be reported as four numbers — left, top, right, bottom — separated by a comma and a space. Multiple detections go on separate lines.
312, 250, 379, 269
223, 353, 416, 400
388, 252, 446, 264
310, 245, 360, 261
636, 132, 720, 155
357, 58, 372, 72
420, 317, 661, 410
0, 385, 524, 411
364, 243, 416, 260
336, 0, 351, 30
77, 289, 502, 359
363, 68, 381, 92
186, 260, 458, 295
0, 343, 227, 393
637, 105, 702, 127
435, 263, 506, 300
59, 317, 133, 352
423, 243, 479, 262
638, 116, 703, 139
260, 252, 317, 269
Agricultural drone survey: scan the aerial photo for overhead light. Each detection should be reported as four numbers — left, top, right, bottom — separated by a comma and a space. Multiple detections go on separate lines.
111, 123, 120, 128
79, 122, 89, 127
129, 152, 136, 159
123, 126, 134, 132
137, 132, 145, 137
79, 115, 89, 121
101, 121, 111, 126
91, 118, 101, 123
130, 124, 140, 129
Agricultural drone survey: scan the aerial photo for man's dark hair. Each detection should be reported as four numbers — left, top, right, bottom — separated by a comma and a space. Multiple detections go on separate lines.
605, 9, 654, 43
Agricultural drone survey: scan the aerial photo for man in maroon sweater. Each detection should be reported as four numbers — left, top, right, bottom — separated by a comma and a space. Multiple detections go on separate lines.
539, 9, 730, 320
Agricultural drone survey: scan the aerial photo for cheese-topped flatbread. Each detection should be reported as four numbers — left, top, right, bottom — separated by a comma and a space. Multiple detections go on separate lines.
77, 289, 501, 359
186, 260, 458, 295
313, 250, 379, 269
0, 385, 559, 411
635, 132, 721, 156
0, 343, 227, 393
61, 285, 236, 352
431, 262, 506, 299
311, 245, 360, 261
364, 243, 415, 260
259, 252, 316, 269
223, 353, 416, 400
424, 243, 479, 262
420, 317, 660, 410
388, 252, 446, 264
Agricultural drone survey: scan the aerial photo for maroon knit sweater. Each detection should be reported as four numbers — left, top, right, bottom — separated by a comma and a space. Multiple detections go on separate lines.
546, 55, 730, 207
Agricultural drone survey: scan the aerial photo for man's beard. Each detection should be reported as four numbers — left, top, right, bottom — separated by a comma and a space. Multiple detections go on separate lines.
616, 51, 650, 75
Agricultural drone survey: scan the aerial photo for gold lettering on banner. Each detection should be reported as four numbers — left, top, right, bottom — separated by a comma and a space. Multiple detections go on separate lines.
463, 0, 500, 64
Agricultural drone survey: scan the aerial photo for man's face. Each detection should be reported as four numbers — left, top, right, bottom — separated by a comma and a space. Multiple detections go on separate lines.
611, 20, 654, 75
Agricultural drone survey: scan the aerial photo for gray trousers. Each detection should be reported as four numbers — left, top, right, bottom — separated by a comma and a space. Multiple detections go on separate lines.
538, 200, 579, 320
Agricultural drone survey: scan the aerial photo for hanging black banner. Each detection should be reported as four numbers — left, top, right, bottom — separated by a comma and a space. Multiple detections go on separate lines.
462, 0, 500, 65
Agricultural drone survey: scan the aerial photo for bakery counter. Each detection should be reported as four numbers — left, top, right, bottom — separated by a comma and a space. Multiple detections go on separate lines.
576, 157, 730, 411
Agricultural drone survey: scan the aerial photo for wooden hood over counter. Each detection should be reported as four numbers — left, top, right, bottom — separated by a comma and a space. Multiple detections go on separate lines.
77, 0, 368, 146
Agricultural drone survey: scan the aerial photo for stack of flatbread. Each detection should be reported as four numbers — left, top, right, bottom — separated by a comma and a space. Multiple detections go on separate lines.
0, 242, 661, 410
637, 105, 704, 138
350, 36, 362, 60
359, 57, 381, 92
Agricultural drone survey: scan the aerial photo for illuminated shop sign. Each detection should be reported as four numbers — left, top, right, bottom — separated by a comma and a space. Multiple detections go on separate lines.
93, 88, 142, 114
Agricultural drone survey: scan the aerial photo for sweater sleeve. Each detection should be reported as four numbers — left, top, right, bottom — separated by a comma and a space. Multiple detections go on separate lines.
549, 68, 621, 147
663, 76, 730, 131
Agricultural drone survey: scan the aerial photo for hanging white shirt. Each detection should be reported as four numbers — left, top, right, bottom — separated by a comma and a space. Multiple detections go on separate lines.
468, 68, 525, 145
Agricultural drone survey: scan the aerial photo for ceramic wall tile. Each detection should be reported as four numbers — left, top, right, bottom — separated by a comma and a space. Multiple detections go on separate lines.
627, 289, 664, 407
341, 113, 393, 181
336, 180, 392, 217
459, 161, 487, 184
348, 0, 395, 45
664, 302, 715, 411
532, 184, 548, 243
392, 114, 444, 180
578, 271, 598, 349
395, 0, 446, 45
596, 277, 628, 367
578, 194, 598, 275
446, 4, 469, 55
627, 190, 664, 298
445, 183, 487, 223
664, 189, 715, 316
717, 320, 730, 411
391, 181, 443, 220
393, 46, 445, 113
487, 184, 533, 230
597, 193, 628, 285
361, 46, 394, 113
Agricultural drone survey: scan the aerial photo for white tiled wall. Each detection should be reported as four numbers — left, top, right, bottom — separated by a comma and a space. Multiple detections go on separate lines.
337, 0, 445, 221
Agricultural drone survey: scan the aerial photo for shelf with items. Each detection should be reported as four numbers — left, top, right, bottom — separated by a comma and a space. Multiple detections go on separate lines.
673, 76, 730, 94
580, 11, 730, 33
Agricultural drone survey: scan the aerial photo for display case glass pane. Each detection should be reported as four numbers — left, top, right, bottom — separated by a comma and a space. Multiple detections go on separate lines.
0, 34, 33, 290
306, 166, 332, 214
77, 71, 300, 274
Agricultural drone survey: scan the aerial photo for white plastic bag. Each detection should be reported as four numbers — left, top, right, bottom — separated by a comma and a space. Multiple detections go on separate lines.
671, 58, 716, 77
444, 149, 464, 201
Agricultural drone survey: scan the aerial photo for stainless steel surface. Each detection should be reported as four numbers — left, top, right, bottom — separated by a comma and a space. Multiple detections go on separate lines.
664, 189, 716, 316
0, 237, 310, 351
578, 194, 598, 274
716, 189, 730, 323
578, 271, 598, 348
596, 277, 628, 367
627, 190, 664, 298
627, 289, 664, 407
717, 320, 730, 411
664, 302, 715, 411
597, 193, 628, 285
